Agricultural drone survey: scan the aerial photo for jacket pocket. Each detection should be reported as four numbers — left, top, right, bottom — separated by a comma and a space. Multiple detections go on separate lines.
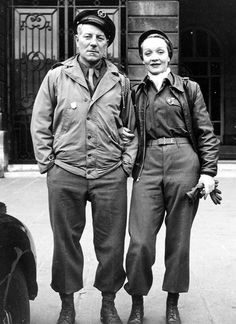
61, 102, 78, 134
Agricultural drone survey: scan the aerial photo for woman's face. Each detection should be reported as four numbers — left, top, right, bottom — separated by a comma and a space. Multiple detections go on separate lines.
141, 37, 170, 75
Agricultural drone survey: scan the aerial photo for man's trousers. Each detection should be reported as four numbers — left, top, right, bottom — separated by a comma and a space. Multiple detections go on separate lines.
47, 165, 127, 294
125, 142, 200, 295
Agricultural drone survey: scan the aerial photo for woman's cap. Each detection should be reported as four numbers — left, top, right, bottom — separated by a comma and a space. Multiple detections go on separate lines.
138, 29, 173, 59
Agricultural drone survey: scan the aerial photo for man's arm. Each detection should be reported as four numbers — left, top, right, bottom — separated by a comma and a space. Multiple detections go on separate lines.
119, 77, 138, 176
30, 69, 57, 173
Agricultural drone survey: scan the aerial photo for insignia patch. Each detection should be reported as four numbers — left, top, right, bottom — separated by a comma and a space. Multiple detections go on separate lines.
70, 102, 77, 109
97, 10, 106, 18
166, 97, 177, 105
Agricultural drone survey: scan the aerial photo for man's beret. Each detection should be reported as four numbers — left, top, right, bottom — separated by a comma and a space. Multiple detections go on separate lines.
138, 29, 173, 59
72, 9, 116, 46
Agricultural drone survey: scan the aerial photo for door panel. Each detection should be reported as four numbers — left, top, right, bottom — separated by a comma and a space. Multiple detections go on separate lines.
11, 8, 59, 161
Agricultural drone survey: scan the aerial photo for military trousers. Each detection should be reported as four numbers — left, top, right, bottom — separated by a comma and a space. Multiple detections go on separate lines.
125, 141, 200, 295
47, 164, 127, 294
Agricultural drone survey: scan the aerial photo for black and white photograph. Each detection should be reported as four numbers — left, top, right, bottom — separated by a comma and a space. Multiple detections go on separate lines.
0, 1, 235, 323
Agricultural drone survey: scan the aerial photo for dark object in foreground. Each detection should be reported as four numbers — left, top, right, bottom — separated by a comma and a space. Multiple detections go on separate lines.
186, 180, 222, 204
0, 202, 38, 324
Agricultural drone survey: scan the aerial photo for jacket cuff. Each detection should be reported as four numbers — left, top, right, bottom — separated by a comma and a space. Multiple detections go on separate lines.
38, 160, 55, 174
200, 171, 217, 177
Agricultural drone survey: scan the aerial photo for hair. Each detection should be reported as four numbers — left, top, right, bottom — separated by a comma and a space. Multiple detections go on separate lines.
75, 24, 83, 36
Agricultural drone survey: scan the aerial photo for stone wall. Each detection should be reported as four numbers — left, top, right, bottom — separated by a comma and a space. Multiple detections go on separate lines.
127, 0, 179, 82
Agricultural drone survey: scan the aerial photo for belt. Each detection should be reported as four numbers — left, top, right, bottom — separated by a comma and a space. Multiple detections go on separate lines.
147, 137, 190, 146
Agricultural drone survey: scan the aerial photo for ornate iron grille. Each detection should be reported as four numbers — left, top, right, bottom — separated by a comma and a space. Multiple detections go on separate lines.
8, 0, 127, 162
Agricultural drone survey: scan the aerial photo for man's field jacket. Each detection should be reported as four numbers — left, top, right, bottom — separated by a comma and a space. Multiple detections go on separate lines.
31, 56, 138, 178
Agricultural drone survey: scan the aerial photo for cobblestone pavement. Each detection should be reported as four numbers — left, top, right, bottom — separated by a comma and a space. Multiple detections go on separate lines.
0, 169, 236, 324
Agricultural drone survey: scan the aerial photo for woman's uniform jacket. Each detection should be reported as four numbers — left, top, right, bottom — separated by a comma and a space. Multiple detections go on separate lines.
132, 73, 220, 181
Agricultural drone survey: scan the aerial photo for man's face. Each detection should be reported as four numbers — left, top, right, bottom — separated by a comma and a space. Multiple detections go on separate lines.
141, 37, 170, 75
75, 24, 108, 66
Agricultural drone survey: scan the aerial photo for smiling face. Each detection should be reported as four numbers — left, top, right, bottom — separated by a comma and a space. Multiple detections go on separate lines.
141, 37, 170, 75
75, 24, 108, 67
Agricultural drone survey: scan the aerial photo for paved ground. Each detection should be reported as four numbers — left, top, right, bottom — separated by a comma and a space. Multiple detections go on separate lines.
1, 164, 236, 324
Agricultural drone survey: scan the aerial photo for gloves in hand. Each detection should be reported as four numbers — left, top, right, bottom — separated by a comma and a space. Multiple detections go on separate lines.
186, 179, 222, 204
198, 174, 215, 197
209, 180, 222, 205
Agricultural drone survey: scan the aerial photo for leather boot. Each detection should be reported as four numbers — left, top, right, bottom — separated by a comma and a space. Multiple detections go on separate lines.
100, 292, 122, 324
166, 293, 181, 324
57, 293, 75, 324
127, 295, 144, 324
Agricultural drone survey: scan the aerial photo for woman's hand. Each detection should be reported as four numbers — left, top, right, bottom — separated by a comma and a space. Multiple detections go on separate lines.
198, 174, 215, 198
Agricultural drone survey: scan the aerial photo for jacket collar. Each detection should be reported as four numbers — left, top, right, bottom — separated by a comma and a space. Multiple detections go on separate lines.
78, 57, 105, 78
61, 55, 88, 88
137, 71, 185, 93
61, 55, 119, 74
91, 59, 120, 102
60, 55, 121, 102
170, 73, 185, 93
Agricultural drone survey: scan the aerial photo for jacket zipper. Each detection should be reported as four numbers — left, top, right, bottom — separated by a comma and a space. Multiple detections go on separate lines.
136, 104, 147, 182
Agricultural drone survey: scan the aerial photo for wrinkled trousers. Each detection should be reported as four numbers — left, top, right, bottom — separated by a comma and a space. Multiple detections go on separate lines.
47, 165, 127, 294
125, 142, 200, 295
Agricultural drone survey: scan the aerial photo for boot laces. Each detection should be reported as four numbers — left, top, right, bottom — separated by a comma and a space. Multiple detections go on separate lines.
168, 304, 179, 321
